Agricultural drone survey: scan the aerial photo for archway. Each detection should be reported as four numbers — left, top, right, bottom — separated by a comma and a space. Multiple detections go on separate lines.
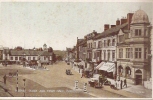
118, 65, 123, 76
135, 69, 142, 85
125, 66, 131, 78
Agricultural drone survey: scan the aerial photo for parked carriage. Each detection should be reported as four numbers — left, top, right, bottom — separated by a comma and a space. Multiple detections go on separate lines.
88, 77, 111, 88
66, 69, 72, 75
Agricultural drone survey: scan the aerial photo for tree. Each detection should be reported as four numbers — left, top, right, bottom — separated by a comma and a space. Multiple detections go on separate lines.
48, 47, 53, 52
56, 55, 63, 61
14, 46, 23, 50
52, 53, 56, 63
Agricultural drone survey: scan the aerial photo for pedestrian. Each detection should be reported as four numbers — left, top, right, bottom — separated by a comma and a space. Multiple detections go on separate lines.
123, 78, 127, 88
99, 74, 103, 86
115, 80, 117, 88
3, 74, 7, 84
120, 80, 123, 89
81, 69, 84, 78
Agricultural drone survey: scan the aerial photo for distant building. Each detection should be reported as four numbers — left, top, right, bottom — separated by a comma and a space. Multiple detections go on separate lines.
1, 44, 53, 64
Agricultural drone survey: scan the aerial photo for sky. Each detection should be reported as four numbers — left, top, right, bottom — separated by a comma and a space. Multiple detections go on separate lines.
0, 1, 153, 50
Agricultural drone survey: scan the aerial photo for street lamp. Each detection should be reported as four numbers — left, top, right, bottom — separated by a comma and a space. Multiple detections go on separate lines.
23, 53, 26, 67
23, 79, 26, 97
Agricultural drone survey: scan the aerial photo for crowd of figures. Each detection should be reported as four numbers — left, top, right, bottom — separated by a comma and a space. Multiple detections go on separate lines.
110, 78, 127, 90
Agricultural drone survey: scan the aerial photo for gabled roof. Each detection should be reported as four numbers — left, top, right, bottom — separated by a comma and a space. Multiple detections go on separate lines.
94, 23, 128, 40
40, 51, 53, 56
78, 39, 84, 44
78, 39, 86, 46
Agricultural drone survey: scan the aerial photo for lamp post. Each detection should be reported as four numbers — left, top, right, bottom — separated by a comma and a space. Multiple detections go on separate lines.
23, 53, 26, 67
23, 79, 26, 97
16, 70, 18, 92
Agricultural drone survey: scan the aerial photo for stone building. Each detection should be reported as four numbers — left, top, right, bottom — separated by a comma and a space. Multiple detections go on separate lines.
117, 9, 151, 85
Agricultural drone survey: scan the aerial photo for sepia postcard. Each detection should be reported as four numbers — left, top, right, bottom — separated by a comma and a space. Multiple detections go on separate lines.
0, 0, 153, 99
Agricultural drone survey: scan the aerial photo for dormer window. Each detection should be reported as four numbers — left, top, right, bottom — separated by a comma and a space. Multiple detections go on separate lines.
135, 29, 141, 36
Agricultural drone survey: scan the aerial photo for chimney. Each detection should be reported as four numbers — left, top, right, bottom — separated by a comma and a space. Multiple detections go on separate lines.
76, 37, 79, 61
116, 19, 120, 25
92, 30, 97, 36
111, 25, 116, 28
127, 13, 134, 29
120, 17, 127, 24
104, 24, 109, 31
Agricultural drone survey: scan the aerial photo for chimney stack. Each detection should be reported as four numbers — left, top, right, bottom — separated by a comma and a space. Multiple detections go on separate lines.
127, 13, 134, 29
104, 24, 109, 31
116, 19, 120, 25
120, 17, 127, 24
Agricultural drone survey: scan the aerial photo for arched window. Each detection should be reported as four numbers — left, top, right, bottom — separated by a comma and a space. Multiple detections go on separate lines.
118, 65, 123, 76
135, 69, 142, 73
112, 39, 115, 46
125, 66, 131, 75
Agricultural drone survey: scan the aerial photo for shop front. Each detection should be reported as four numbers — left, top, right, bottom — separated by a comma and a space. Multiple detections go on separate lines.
96, 62, 116, 79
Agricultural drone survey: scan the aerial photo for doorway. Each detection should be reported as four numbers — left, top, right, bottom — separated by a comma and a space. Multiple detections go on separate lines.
135, 70, 142, 85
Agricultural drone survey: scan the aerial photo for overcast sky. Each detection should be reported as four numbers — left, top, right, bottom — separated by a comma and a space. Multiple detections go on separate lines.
0, 1, 153, 50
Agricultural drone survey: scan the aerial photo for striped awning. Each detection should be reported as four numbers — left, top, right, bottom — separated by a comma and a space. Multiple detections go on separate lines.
99, 62, 115, 72
95, 62, 105, 69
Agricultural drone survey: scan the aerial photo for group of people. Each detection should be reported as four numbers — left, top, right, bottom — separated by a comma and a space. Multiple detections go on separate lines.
111, 78, 127, 90
81, 69, 93, 78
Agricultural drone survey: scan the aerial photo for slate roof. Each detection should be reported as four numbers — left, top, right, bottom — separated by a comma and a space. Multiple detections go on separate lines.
9, 50, 52, 56
78, 39, 84, 44
94, 23, 128, 40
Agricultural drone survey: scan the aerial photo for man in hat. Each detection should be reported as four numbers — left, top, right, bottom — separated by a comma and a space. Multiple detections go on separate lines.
123, 78, 127, 88
99, 74, 103, 86
120, 80, 123, 89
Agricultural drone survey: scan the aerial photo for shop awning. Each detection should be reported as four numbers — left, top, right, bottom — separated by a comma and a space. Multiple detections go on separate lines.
78, 61, 85, 66
95, 62, 105, 69
99, 62, 115, 72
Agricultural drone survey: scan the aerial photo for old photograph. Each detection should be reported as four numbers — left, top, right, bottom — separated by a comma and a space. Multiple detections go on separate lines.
0, 0, 152, 99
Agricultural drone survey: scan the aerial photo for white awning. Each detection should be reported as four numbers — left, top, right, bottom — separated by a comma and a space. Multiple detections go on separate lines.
99, 62, 115, 72
95, 62, 105, 69
78, 61, 85, 66
107, 64, 115, 72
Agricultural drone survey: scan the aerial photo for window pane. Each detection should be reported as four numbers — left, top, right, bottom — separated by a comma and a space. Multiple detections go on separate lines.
139, 29, 141, 36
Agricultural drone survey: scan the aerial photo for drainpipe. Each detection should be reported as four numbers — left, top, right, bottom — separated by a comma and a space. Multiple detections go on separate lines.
115, 34, 118, 80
